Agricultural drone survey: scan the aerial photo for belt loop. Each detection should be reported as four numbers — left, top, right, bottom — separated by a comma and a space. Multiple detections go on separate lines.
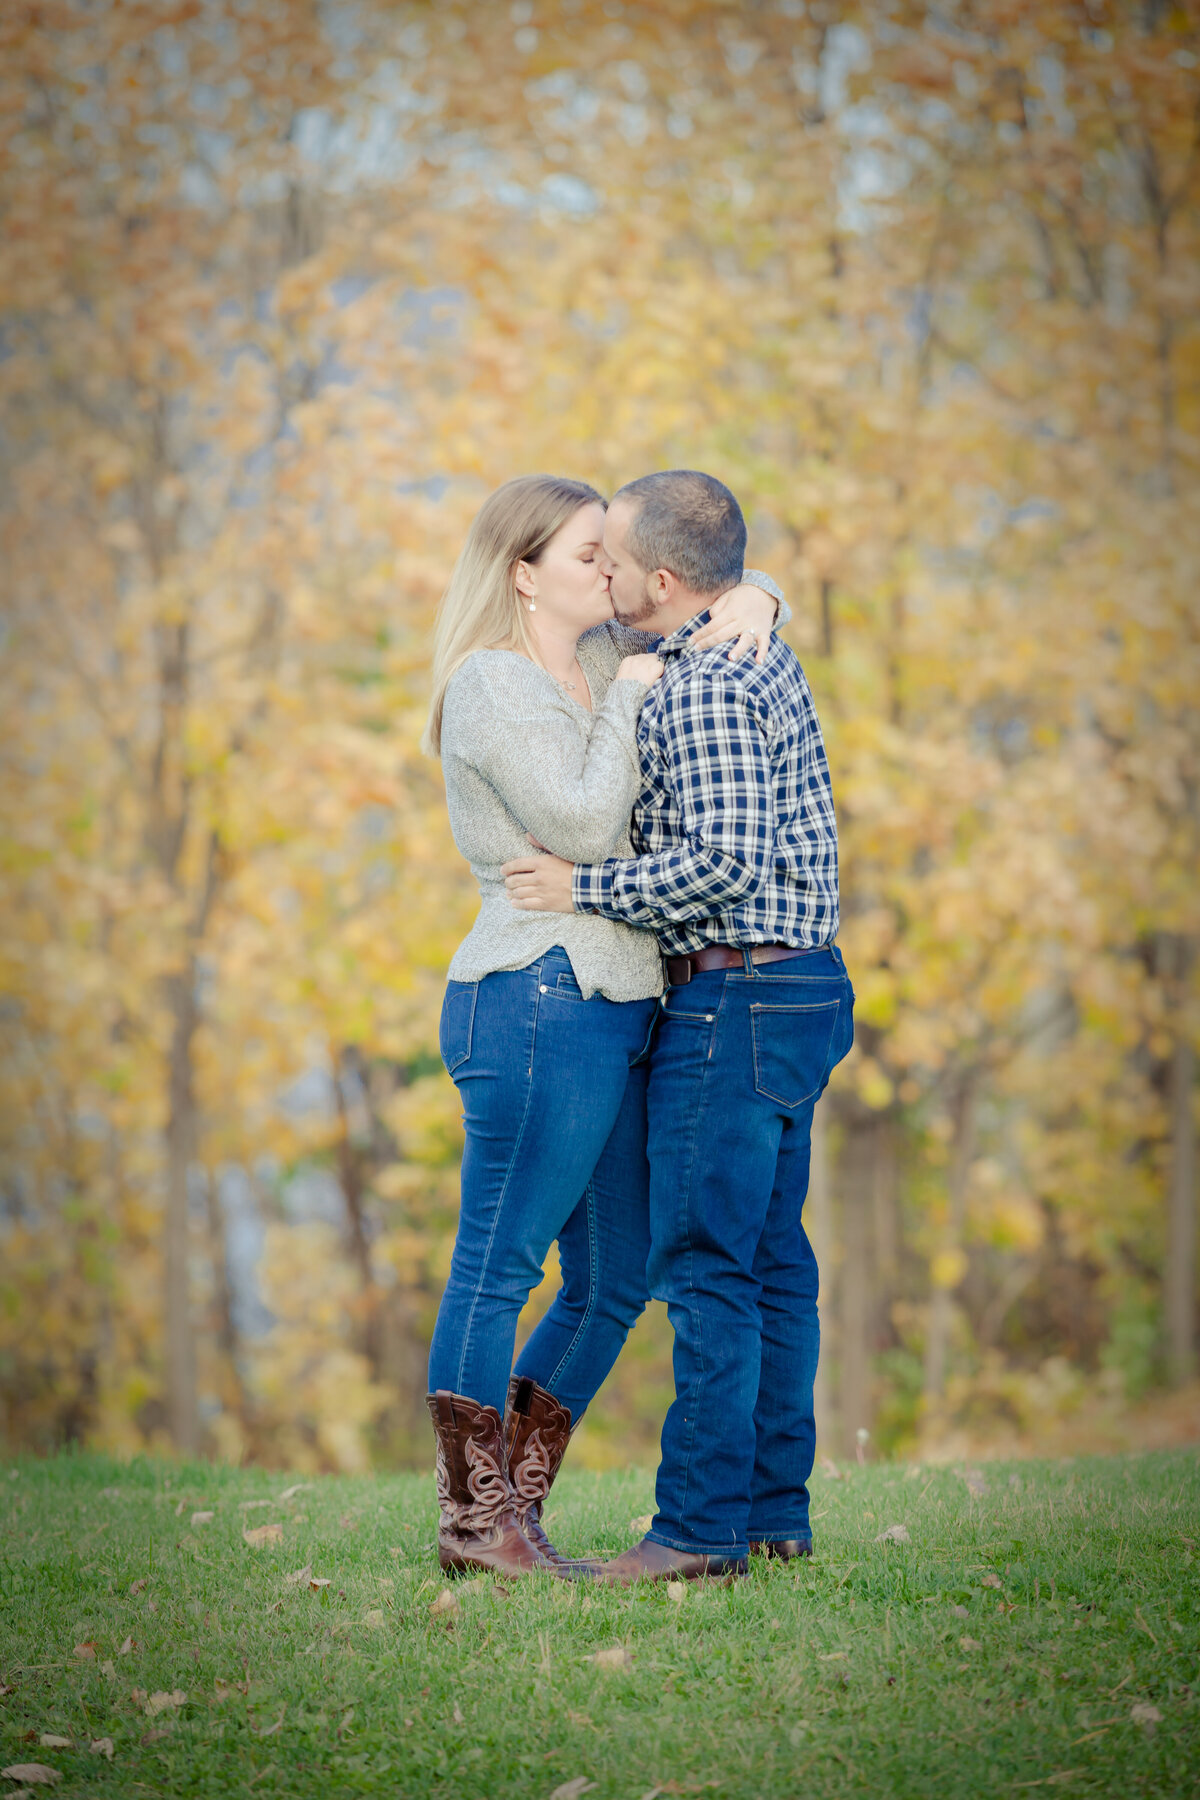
741, 947, 755, 977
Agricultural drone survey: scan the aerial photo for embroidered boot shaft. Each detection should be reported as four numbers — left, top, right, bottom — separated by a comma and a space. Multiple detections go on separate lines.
426, 1389, 557, 1578
504, 1376, 577, 1566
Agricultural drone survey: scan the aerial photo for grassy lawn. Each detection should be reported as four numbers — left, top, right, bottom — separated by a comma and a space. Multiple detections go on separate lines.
1, 1449, 1197, 1798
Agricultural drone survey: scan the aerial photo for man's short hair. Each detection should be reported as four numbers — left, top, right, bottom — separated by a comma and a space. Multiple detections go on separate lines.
613, 470, 747, 595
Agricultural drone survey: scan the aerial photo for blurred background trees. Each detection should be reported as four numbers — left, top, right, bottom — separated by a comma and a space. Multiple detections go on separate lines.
1, 0, 1196, 1469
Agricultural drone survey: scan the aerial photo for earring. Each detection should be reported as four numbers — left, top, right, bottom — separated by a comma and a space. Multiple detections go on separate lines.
527, 599, 537, 612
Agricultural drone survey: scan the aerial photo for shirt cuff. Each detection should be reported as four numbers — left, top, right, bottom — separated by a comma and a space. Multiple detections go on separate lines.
572, 860, 616, 917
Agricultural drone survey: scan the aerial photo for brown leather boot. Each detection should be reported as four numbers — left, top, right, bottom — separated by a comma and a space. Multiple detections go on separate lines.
426, 1389, 559, 1578
504, 1375, 578, 1567
593, 1534, 748, 1586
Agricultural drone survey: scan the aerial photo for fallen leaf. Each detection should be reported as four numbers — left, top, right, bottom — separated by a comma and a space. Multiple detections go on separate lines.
212, 1681, 239, 1704
961, 1468, 988, 1498
253, 1707, 286, 1738
309, 1577, 331, 1592
666, 1581, 686, 1604
629, 1515, 653, 1534
129, 1579, 147, 1596
952, 1605, 970, 1619
242, 1523, 283, 1548
99, 1661, 116, 1681
548, 1781, 596, 1800
981, 1572, 1002, 1589
117, 1637, 134, 1655
279, 1483, 311, 1502
588, 1646, 632, 1671
429, 1589, 460, 1619
874, 1524, 910, 1544
89, 1739, 114, 1761
0, 1684, 10, 1697
818, 1651, 848, 1661
140, 1730, 170, 1746
191, 1512, 214, 1527
363, 1610, 384, 1629
388, 1547, 403, 1558
238, 1500, 273, 1513
0, 1769, 61, 1786
284, 1565, 313, 1587
959, 1636, 982, 1651
72, 1643, 96, 1661
452, 1701, 464, 1724
143, 1690, 185, 1717
36, 1738, 71, 1750
1131, 1703, 1162, 1726
338, 1513, 357, 1531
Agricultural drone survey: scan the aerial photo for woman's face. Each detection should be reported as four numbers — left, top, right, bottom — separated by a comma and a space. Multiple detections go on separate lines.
516, 501, 612, 635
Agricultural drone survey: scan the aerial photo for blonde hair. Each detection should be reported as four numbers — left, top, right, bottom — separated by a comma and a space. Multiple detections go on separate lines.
422, 474, 605, 756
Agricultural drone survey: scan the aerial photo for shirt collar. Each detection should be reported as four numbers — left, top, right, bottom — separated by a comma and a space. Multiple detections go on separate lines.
656, 607, 713, 658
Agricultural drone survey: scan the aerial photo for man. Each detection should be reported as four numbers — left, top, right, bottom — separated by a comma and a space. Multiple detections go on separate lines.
502, 470, 853, 1582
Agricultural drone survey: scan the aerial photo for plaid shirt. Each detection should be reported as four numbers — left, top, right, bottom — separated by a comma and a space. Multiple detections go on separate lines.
572, 610, 840, 955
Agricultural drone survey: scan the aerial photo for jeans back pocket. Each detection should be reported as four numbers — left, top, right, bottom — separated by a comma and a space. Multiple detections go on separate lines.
439, 980, 478, 1076
750, 998, 842, 1109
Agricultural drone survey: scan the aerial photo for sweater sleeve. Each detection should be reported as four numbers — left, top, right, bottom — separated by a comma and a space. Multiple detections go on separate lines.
451, 659, 650, 864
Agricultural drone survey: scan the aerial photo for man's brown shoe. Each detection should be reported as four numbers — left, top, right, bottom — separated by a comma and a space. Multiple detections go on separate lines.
594, 1535, 748, 1586
427, 1389, 567, 1578
750, 1538, 813, 1561
504, 1376, 576, 1567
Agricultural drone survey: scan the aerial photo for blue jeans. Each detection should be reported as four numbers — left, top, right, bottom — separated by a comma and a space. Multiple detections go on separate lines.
645, 946, 854, 1558
428, 947, 657, 1420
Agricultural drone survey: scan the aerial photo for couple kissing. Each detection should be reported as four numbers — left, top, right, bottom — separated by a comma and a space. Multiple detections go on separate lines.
421, 468, 853, 1585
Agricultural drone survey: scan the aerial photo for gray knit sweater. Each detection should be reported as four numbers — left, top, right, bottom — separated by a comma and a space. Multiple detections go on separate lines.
440, 577, 785, 1001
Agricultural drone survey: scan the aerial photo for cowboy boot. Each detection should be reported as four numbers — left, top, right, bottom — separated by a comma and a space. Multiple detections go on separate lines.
426, 1389, 560, 1578
504, 1375, 580, 1568
592, 1534, 748, 1586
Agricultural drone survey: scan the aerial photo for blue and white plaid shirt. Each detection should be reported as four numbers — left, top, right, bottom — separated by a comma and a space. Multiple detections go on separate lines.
572, 610, 840, 956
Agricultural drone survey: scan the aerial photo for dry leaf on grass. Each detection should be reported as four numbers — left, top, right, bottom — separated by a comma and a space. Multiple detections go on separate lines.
548, 1780, 596, 1800
140, 1730, 170, 1746
191, 1511, 214, 1527
242, 1523, 283, 1548
818, 1651, 847, 1662
0, 1768, 61, 1786
452, 1702, 464, 1725
284, 1565, 312, 1587
72, 1643, 96, 1661
98, 1660, 115, 1681
36, 1738, 71, 1750
588, 1646, 632, 1671
666, 1581, 686, 1604
143, 1689, 186, 1717
429, 1590, 460, 1619
629, 1515, 653, 1534
959, 1636, 982, 1651
874, 1524, 910, 1544
128, 1579, 147, 1595
89, 1738, 114, 1761
309, 1576, 331, 1592
981, 1572, 1003, 1589
1131, 1703, 1162, 1726
117, 1636, 134, 1656
363, 1610, 384, 1629
961, 1468, 989, 1498
279, 1483, 310, 1502
338, 1512, 357, 1531
238, 1500, 273, 1513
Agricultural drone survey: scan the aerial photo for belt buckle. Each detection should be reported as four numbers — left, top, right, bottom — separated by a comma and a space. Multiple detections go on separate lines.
669, 957, 692, 986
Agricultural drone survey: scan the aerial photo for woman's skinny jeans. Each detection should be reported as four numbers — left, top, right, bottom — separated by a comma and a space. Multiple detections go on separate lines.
427, 945, 657, 1421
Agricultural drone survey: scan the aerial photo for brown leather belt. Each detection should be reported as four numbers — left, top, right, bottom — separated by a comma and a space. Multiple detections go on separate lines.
665, 944, 812, 986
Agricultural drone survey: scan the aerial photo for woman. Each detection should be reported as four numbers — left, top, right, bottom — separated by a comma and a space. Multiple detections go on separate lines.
422, 474, 783, 1576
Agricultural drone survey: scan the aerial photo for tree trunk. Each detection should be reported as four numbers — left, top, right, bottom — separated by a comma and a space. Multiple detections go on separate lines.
1166, 936, 1196, 1385
164, 964, 199, 1455
838, 1111, 875, 1457
202, 1165, 253, 1442
922, 1074, 978, 1434
335, 1048, 382, 1378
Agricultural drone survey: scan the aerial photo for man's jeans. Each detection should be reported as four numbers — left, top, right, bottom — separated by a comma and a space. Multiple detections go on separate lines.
645, 945, 854, 1559
428, 946, 656, 1420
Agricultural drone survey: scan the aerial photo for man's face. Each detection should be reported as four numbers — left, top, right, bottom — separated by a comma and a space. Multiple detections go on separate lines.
602, 500, 658, 627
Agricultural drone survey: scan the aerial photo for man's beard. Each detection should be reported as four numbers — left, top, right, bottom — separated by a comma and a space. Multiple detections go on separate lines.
611, 579, 658, 629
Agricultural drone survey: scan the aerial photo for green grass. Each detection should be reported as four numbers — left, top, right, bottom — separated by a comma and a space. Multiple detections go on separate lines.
1, 1451, 1197, 1798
